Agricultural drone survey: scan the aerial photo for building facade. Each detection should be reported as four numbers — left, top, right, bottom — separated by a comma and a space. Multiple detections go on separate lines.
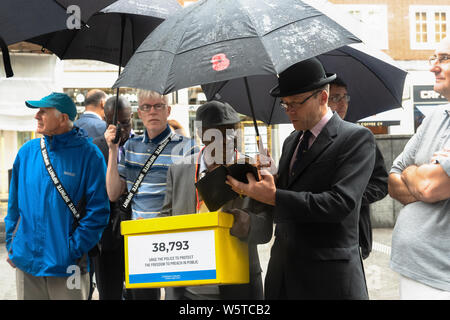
329, 0, 449, 134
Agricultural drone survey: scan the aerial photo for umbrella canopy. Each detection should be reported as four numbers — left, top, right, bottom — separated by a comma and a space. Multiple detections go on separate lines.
0, 0, 117, 77
27, 0, 181, 67
0, 0, 116, 45
202, 43, 408, 124
26, 0, 181, 143
112, 0, 361, 94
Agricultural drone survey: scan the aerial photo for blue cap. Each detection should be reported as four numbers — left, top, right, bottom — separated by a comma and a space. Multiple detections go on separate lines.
25, 92, 77, 121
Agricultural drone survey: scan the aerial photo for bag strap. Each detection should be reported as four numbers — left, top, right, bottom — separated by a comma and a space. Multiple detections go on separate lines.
40, 137, 80, 221
121, 133, 174, 211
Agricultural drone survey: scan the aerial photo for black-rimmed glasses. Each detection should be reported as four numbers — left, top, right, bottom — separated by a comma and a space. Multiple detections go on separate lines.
280, 89, 323, 111
138, 103, 166, 111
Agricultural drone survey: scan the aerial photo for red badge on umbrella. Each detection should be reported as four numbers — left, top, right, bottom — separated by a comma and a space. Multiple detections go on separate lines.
211, 53, 230, 71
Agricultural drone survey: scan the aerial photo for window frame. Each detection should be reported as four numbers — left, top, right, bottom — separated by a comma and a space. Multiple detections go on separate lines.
409, 5, 449, 50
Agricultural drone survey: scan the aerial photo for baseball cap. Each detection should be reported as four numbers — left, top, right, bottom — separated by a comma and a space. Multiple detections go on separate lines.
25, 92, 77, 121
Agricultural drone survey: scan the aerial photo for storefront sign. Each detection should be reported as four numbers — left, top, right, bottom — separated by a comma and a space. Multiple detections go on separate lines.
413, 85, 447, 104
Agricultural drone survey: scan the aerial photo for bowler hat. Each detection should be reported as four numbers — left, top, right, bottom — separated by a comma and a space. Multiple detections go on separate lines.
196, 100, 240, 127
26, 92, 77, 121
270, 58, 336, 97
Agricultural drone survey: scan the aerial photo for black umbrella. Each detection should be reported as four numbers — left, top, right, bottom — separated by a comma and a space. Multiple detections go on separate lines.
202, 43, 408, 124
113, 0, 360, 147
27, 0, 181, 68
0, 0, 117, 77
27, 0, 181, 142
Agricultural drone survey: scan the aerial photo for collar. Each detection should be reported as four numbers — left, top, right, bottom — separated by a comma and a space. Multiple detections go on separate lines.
310, 107, 333, 138
199, 152, 208, 175
83, 111, 102, 120
143, 124, 172, 144
44, 127, 82, 150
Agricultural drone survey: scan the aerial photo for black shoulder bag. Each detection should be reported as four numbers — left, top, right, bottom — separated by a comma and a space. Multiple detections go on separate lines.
40, 137, 100, 257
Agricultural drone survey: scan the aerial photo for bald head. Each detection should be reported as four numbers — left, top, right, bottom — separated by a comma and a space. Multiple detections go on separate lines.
84, 89, 107, 118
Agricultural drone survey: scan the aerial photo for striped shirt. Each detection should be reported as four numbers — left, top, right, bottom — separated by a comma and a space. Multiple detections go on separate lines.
119, 125, 196, 219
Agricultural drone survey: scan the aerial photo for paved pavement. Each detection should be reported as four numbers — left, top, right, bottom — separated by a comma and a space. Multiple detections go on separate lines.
0, 228, 398, 300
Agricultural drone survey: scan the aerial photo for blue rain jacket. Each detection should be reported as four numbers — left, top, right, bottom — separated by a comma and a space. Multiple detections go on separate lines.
5, 127, 109, 277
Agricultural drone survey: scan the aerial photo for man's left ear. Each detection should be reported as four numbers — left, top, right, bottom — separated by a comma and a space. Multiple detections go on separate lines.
167, 105, 171, 116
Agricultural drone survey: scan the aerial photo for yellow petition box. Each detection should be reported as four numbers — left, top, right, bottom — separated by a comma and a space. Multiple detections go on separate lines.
121, 211, 249, 289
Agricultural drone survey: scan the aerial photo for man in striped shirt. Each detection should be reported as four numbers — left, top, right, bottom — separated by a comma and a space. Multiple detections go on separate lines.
104, 89, 195, 299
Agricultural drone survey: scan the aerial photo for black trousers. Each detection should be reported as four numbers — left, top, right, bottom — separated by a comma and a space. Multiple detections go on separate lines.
92, 244, 125, 300
165, 272, 263, 300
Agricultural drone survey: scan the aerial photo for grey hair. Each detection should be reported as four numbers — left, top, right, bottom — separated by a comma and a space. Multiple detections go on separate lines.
54, 108, 74, 127
137, 89, 168, 105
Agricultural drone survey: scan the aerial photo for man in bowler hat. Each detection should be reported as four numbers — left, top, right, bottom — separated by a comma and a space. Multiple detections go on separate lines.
227, 58, 376, 299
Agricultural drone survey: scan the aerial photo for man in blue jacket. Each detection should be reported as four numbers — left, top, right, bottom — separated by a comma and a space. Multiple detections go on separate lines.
4, 92, 110, 300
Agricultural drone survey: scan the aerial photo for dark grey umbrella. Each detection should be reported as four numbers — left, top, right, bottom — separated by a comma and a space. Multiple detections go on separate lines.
202, 44, 408, 124
113, 0, 360, 146
27, 0, 181, 142
0, 0, 117, 77
113, 0, 360, 93
27, 0, 181, 67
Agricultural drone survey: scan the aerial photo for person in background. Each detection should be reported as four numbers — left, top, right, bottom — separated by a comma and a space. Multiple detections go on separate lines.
388, 36, 450, 299
104, 89, 195, 300
4, 92, 109, 300
328, 77, 388, 260
92, 96, 133, 300
74, 89, 107, 138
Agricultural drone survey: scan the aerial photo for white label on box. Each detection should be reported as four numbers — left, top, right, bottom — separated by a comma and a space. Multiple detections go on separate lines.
127, 229, 216, 284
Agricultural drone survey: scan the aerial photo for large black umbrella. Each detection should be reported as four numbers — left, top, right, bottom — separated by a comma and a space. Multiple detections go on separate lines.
202, 43, 408, 124
113, 0, 361, 146
27, 0, 181, 142
0, 0, 117, 77
27, 0, 181, 68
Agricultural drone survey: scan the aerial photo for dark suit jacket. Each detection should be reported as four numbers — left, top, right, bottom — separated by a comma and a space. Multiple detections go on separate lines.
161, 153, 273, 299
265, 113, 376, 300
359, 145, 388, 259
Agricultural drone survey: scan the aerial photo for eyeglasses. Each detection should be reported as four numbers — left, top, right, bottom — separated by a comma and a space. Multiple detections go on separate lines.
138, 103, 166, 111
429, 54, 450, 65
329, 94, 351, 103
280, 89, 323, 111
